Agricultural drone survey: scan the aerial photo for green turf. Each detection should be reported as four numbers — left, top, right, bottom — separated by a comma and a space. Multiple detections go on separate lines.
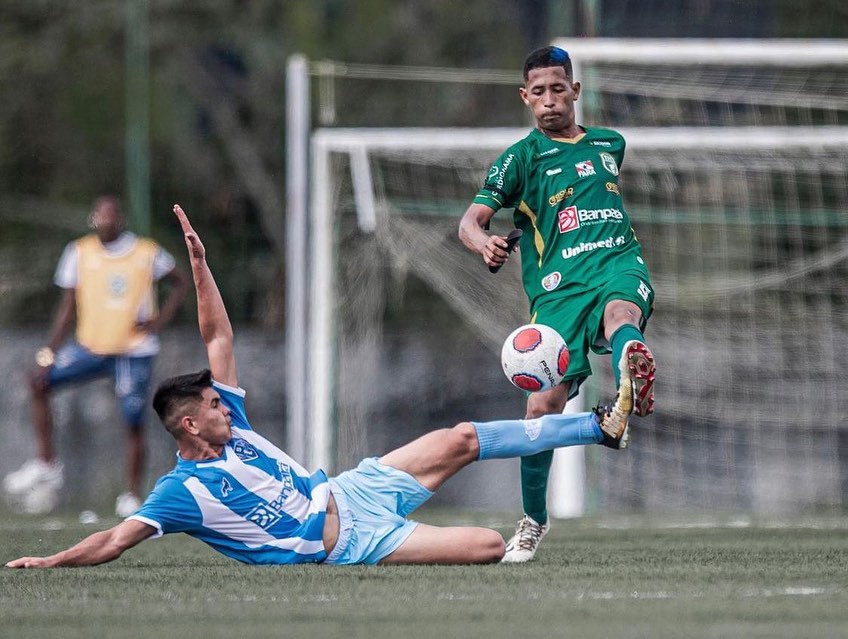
1, 511, 846, 639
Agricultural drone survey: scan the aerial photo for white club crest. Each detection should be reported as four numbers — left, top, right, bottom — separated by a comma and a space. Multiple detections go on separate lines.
600, 152, 619, 176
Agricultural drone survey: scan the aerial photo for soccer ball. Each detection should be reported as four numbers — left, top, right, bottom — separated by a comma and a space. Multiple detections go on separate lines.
501, 323, 569, 393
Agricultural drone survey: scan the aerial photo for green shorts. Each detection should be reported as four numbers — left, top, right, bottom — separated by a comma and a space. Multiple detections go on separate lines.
531, 271, 655, 394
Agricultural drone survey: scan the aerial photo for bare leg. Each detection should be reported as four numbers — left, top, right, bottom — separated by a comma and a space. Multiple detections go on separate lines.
378, 422, 480, 492
525, 381, 571, 420
379, 410, 601, 492
602, 299, 643, 340
379, 523, 504, 564
30, 375, 55, 462
377, 414, 600, 565
127, 429, 145, 496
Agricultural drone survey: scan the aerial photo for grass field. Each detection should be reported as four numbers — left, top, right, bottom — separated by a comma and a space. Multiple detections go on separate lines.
1, 510, 846, 639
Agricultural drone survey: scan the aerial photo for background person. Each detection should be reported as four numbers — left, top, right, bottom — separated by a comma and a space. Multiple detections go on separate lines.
3, 194, 189, 517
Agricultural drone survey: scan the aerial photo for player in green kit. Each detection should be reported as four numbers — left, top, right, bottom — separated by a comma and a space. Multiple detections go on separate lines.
459, 46, 657, 563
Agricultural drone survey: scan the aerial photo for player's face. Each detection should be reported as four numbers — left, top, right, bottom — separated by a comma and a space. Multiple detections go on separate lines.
520, 66, 581, 137
90, 197, 126, 244
193, 388, 232, 446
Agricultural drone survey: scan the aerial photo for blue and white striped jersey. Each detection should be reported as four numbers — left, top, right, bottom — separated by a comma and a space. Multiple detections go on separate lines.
129, 381, 330, 564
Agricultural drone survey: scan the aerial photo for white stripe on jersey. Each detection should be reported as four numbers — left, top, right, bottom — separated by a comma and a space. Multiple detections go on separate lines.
235, 427, 310, 477
184, 476, 325, 554
224, 428, 329, 521
202, 453, 285, 504
202, 451, 329, 524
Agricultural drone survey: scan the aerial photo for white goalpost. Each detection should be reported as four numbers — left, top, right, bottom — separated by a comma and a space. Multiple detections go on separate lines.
287, 39, 848, 516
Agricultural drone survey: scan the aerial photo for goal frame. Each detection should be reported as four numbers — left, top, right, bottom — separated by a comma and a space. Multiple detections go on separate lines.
286, 40, 848, 498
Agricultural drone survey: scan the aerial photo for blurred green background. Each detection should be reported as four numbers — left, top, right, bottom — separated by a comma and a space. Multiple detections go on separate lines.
2, 0, 847, 327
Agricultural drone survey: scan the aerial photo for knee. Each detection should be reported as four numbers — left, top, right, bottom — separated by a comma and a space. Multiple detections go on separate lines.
473, 529, 506, 563
603, 301, 642, 337
449, 422, 482, 460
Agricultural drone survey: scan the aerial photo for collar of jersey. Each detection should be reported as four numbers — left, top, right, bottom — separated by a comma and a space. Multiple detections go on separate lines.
175, 441, 231, 466
98, 231, 138, 257
543, 131, 587, 144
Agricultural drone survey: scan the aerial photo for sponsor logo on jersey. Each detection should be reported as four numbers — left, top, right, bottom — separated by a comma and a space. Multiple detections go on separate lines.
558, 206, 624, 233
548, 187, 574, 206
575, 160, 595, 177
558, 206, 580, 233
269, 464, 296, 506
541, 271, 562, 291
580, 207, 624, 222
545, 167, 562, 176
637, 280, 652, 302
486, 153, 515, 191
539, 147, 561, 157
600, 152, 619, 176
605, 182, 620, 196
590, 140, 612, 147
245, 503, 281, 529
562, 235, 627, 259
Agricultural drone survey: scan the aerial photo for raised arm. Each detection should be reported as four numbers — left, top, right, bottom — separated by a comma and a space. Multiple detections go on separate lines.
5, 519, 155, 568
173, 204, 238, 387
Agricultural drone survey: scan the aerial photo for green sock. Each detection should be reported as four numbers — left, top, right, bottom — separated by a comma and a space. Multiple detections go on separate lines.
520, 450, 553, 525
609, 324, 645, 387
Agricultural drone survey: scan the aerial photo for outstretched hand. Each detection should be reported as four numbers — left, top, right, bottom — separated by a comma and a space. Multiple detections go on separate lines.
173, 204, 205, 261
6, 556, 54, 569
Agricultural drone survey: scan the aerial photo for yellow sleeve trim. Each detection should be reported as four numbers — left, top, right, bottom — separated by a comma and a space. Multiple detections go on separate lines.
517, 201, 545, 268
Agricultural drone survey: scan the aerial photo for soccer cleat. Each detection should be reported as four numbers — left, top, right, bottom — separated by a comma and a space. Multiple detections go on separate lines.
620, 340, 656, 417
593, 404, 631, 450
600, 372, 635, 448
501, 515, 549, 563
3, 458, 64, 496
115, 492, 142, 518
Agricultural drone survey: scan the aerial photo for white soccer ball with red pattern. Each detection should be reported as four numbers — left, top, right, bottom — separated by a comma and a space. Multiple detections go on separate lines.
501, 323, 569, 393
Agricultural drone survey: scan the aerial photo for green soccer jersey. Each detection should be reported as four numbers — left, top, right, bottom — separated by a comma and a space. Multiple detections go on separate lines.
474, 126, 650, 311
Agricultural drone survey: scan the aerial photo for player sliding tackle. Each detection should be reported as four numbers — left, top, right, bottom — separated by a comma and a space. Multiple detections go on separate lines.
7, 204, 632, 569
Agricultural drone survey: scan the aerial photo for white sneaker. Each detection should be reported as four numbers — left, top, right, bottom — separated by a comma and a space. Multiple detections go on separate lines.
3, 458, 64, 496
115, 492, 141, 518
20, 482, 62, 515
501, 515, 549, 563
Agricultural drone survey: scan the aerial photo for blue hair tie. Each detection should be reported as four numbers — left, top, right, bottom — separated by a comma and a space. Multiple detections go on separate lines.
551, 47, 569, 62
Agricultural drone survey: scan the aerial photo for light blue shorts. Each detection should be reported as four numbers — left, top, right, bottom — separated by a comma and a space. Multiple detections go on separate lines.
48, 341, 154, 429
324, 457, 434, 565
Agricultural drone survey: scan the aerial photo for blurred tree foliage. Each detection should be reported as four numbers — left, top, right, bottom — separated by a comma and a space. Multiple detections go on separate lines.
0, 0, 538, 328
0, 0, 844, 328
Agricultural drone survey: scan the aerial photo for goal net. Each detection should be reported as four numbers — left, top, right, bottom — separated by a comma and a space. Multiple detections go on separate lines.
291, 40, 848, 515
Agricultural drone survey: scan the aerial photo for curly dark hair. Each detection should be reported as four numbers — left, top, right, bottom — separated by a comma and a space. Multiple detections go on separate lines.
523, 46, 572, 82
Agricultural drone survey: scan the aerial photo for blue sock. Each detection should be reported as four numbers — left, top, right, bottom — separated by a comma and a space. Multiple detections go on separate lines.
473, 412, 603, 461
609, 324, 645, 387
